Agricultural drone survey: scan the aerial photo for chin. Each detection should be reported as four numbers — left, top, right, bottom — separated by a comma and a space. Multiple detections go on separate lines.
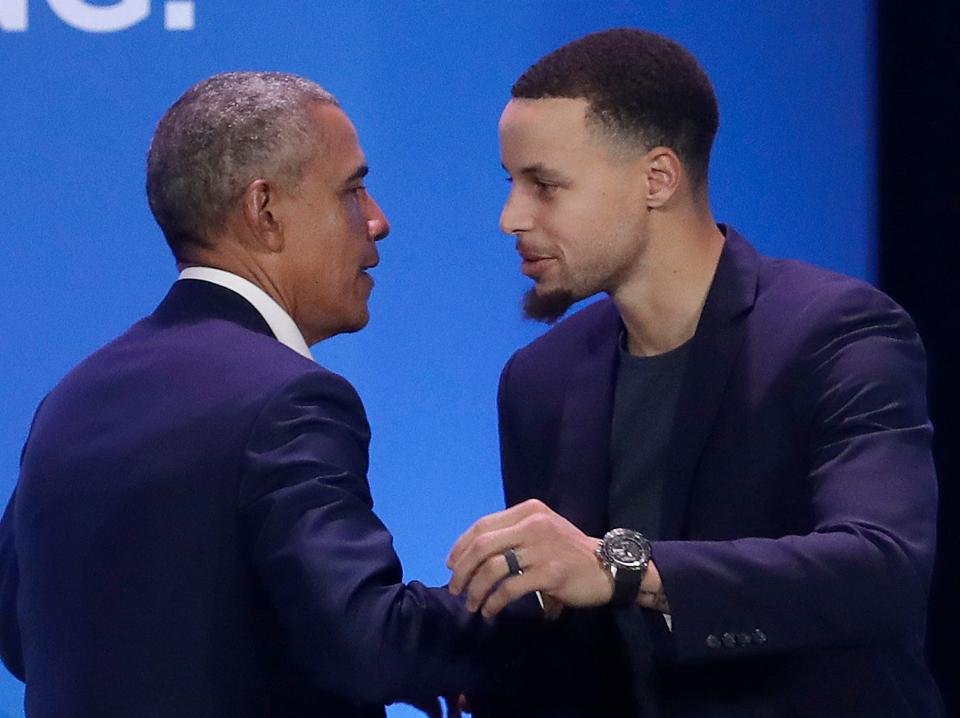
343, 308, 370, 334
522, 286, 578, 324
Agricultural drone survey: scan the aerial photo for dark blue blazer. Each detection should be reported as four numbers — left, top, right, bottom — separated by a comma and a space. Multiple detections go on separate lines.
477, 228, 943, 717
0, 279, 480, 717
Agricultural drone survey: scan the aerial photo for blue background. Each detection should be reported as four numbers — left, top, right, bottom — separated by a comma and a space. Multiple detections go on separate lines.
0, 1, 873, 715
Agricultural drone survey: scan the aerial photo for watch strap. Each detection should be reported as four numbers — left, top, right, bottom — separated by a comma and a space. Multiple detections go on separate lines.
609, 564, 643, 608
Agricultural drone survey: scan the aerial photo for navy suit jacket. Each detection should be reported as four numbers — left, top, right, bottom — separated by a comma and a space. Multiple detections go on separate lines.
0, 279, 481, 717
476, 229, 943, 717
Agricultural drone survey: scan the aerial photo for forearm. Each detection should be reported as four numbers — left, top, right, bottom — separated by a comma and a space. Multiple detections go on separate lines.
653, 524, 934, 662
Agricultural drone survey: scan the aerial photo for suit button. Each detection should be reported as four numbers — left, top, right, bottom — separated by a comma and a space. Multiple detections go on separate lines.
721, 632, 737, 648
706, 634, 721, 649
752, 628, 767, 645
736, 632, 752, 647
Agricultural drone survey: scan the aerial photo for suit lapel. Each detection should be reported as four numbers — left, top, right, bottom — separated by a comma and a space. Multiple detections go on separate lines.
659, 228, 760, 539
553, 301, 622, 538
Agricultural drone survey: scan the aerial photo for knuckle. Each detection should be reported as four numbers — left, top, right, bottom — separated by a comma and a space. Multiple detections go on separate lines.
528, 513, 550, 531
475, 515, 494, 532
474, 535, 493, 556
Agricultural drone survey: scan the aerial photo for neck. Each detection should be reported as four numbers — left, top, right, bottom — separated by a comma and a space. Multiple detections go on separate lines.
178, 239, 293, 326
611, 207, 725, 357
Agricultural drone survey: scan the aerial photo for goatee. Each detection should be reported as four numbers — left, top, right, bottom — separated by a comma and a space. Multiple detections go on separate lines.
522, 287, 577, 324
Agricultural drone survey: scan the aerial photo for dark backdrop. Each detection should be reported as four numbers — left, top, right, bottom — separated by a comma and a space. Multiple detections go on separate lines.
878, 1, 959, 712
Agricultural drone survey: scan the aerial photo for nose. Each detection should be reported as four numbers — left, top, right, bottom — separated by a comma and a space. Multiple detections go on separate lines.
365, 193, 390, 242
499, 186, 532, 236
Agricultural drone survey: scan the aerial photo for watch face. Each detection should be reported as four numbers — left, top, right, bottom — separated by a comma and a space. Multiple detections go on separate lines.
603, 529, 650, 570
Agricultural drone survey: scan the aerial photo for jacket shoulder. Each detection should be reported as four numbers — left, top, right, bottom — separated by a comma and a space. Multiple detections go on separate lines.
756, 257, 915, 336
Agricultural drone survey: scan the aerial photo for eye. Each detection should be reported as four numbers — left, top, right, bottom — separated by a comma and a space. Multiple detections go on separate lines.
534, 180, 558, 195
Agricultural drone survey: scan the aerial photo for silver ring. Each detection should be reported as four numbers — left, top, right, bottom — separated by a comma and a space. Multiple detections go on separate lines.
503, 548, 522, 576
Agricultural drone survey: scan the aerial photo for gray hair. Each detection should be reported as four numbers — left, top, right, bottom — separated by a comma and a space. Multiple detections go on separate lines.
146, 71, 338, 258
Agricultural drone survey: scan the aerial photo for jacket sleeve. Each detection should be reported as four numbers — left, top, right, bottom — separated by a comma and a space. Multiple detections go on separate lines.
654, 287, 938, 662
0, 397, 49, 682
0, 491, 23, 681
237, 369, 484, 706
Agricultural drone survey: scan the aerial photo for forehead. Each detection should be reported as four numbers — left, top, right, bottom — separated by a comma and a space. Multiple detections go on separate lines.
306, 103, 365, 177
498, 97, 594, 159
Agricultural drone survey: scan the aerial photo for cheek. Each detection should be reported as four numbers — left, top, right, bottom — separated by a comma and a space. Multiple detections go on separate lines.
345, 195, 367, 233
539, 199, 607, 255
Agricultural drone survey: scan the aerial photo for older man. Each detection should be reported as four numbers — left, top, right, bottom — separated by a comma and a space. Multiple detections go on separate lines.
448, 29, 943, 717
0, 72, 477, 717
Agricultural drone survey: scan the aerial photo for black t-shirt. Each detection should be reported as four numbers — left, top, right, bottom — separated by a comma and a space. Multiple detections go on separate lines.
608, 335, 691, 717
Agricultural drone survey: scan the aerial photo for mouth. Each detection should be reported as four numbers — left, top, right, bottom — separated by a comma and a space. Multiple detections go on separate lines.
359, 254, 379, 279
358, 259, 377, 290
518, 251, 557, 280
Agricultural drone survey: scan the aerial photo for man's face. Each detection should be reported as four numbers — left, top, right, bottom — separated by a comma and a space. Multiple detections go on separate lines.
274, 103, 389, 344
498, 97, 650, 322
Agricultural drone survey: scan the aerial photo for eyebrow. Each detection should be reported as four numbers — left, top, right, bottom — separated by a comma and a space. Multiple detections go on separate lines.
502, 162, 566, 180
344, 165, 369, 184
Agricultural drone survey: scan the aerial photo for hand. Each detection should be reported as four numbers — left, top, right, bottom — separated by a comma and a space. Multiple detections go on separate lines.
446, 499, 613, 618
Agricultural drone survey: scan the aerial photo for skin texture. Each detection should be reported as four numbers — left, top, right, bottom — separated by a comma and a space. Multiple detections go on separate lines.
499, 97, 651, 321
183, 102, 390, 345
447, 97, 723, 618
266, 104, 389, 343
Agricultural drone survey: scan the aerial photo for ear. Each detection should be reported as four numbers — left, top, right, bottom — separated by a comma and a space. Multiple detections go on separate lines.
241, 179, 284, 253
644, 147, 682, 208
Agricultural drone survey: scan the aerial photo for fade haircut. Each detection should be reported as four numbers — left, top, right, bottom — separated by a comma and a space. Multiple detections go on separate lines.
512, 28, 719, 187
146, 71, 337, 259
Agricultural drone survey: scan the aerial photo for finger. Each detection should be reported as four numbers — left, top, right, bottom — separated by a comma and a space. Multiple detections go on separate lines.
446, 499, 546, 567
464, 552, 522, 612
446, 507, 518, 568
478, 568, 550, 618
449, 523, 529, 596
449, 504, 553, 592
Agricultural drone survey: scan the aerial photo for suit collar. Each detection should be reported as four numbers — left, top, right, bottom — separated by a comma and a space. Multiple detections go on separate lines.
176, 268, 313, 360
552, 302, 622, 537
151, 277, 277, 340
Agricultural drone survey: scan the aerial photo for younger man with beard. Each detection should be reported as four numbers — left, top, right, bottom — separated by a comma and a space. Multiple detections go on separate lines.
448, 29, 943, 717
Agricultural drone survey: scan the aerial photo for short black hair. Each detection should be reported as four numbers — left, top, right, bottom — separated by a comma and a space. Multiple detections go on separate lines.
146, 72, 337, 260
512, 28, 719, 187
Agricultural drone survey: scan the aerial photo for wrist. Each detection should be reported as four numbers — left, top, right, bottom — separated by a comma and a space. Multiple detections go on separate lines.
635, 560, 670, 613
592, 538, 616, 603
596, 528, 652, 608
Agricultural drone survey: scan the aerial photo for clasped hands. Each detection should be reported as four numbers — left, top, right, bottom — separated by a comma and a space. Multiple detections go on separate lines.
446, 499, 614, 618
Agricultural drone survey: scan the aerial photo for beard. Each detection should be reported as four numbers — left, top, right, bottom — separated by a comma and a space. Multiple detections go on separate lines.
522, 286, 578, 324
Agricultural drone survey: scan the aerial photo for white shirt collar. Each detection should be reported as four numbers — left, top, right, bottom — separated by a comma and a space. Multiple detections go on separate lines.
177, 266, 313, 361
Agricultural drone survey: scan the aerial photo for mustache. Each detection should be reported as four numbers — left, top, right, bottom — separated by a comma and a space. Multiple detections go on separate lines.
515, 239, 553, 260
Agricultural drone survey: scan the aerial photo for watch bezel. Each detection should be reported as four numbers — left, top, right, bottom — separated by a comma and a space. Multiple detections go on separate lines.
599, 528, 652, 572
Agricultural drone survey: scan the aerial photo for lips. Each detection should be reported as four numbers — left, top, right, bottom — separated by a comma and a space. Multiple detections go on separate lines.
517, 246, 557, 279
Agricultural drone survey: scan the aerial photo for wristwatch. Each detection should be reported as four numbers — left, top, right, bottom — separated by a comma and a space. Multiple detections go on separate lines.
596, 528, 652, 608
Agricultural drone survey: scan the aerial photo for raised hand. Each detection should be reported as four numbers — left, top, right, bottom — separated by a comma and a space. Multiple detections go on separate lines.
446, 499, 613, 618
